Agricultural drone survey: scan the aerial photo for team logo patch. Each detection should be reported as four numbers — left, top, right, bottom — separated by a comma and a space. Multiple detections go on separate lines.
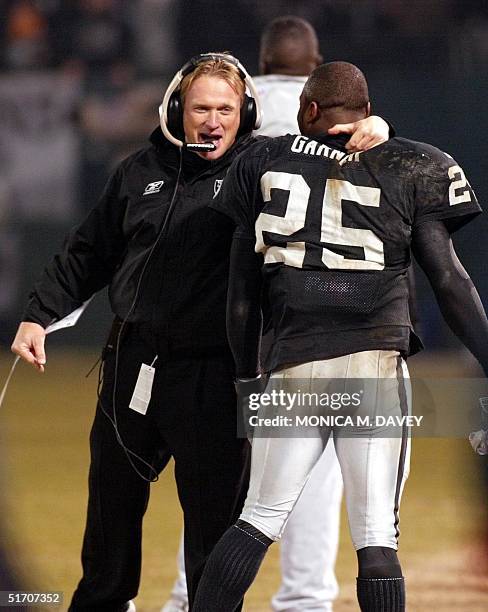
143, 180, 164, 195
213, 179, 223, 198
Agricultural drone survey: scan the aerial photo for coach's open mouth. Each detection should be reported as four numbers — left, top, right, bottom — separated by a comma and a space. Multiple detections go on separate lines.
200, 133, 223, 147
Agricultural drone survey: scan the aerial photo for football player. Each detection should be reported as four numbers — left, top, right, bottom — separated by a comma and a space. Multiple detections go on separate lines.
191, 61, 488, 612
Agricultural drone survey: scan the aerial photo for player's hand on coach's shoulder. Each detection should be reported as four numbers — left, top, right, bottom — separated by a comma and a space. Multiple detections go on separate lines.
328, 115, 390, 152
11, 322, 47, 373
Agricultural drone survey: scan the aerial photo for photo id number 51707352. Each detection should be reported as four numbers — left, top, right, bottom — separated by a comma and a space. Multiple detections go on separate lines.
0, 592, 63, 607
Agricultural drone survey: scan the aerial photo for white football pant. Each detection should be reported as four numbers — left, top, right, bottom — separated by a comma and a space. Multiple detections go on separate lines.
240, 350, 411, 551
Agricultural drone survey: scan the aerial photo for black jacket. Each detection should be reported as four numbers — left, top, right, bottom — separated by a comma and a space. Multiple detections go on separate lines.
24, 128, 254, 352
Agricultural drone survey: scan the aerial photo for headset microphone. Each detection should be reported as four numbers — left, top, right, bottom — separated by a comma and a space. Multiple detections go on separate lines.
185, 142, 217, 152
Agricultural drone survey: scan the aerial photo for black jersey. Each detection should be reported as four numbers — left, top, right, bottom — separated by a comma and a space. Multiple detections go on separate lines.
212, 133, 481, 371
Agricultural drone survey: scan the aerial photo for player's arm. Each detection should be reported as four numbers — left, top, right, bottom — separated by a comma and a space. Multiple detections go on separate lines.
411, 220, 488, 376
211, 142, 267, 380
406, 266, 420, 332
226, 229, 264, 380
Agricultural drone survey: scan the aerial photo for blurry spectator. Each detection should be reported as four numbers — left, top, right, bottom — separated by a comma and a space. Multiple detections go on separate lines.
48, 0, 133, 84
129, 0, 179, 78
4, 0, 50, 70
250, 0, 325, 25
377, 0, 454, 36
176, 0, 261, 69
78, 59, 162, 210
0, 178, 20, 345
0, 66, 82, 221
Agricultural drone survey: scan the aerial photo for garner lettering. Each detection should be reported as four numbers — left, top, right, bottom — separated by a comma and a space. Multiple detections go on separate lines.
291, 135, 345, 161
290, 135, 362, 165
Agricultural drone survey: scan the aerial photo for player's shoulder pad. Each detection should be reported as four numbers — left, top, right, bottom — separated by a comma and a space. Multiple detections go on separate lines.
364, 137, 458, 180
390, 137, 459, 178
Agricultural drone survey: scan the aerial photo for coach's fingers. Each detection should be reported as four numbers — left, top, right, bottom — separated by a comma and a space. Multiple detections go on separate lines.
327, 122, 373, 153
330, 116, 389, 152
349, 132, 387, 152
346, 133, 376, 152
349, 115, 390, 151
328, 122, 356, 136
32, 334, 46, 372
11, 322, 47, 372
11, 342, 37, 367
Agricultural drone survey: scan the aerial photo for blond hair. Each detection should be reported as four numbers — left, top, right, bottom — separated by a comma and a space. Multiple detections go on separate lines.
180, 54, 245, 104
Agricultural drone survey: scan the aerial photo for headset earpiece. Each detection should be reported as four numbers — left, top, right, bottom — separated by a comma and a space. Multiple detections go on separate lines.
238, 94, 258, 137
167, 91, 184, 141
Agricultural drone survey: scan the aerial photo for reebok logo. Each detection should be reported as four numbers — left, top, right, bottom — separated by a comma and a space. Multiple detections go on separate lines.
143, 180, 164, 195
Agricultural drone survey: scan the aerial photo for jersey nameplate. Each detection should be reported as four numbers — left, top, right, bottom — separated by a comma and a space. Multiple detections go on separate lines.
290, 135, 362, 166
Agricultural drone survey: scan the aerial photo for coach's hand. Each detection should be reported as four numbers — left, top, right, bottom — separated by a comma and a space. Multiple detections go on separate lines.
328, 115, 390, 152
11, 322, 47, 373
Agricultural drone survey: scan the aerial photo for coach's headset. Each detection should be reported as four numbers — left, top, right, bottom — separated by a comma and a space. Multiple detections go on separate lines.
159, 52, 263, 152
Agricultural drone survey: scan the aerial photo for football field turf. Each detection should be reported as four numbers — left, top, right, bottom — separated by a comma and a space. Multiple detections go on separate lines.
1, 350, 487, 611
